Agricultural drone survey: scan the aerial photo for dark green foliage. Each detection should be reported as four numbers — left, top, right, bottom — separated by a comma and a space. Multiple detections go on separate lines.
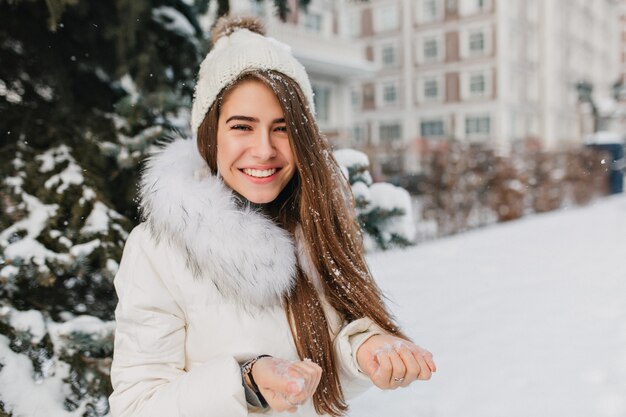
359, 207, 412, 250
0, 0, 207, 414
0, 0, 327, 414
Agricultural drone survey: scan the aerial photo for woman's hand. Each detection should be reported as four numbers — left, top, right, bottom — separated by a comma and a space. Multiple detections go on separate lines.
251, 357, 322, 413
356, 334, 436, 389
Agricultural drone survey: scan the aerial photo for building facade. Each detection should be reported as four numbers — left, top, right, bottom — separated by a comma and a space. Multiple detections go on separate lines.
346, 0, 620, 175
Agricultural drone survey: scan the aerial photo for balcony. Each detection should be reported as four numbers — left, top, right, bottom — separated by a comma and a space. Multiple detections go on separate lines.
267, 23, 377, 80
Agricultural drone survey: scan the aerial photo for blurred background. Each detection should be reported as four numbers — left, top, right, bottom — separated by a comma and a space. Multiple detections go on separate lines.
1, 0, 625, 416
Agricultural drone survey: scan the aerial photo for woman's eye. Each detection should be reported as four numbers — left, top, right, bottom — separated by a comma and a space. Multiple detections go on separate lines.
275, 126, 287, 132
231, 124, 251, 131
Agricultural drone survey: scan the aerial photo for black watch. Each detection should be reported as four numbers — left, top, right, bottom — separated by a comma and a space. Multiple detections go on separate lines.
241, 355, 272, 408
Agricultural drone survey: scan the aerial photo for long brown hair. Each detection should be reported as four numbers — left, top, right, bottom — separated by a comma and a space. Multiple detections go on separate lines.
197, 70, 404, 416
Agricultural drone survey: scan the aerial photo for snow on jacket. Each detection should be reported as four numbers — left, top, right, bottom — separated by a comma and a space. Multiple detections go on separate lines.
109, 139, 383, 417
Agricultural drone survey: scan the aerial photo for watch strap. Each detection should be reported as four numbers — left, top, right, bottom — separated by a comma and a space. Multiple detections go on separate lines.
241, 355, 272, 409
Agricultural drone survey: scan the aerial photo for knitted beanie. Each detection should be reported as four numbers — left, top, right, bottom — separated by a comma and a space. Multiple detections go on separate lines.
190, 16, 315, 135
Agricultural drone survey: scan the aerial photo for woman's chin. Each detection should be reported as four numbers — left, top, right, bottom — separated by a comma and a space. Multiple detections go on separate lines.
238, 190, 278, 205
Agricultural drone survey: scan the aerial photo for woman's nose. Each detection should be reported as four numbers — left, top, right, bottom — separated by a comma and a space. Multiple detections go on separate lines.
250, 131, 277, 160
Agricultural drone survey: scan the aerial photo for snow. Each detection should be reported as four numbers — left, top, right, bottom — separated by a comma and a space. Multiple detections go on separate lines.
0, 193, 69, 266
334, 148, 370, 169
0, 79, 24, 103
48, 316, 115, 356
0, 312, 115, 415
350, 194, 626, 417
5, 309, 46, 344
0, 265, 19, 279
585, 131, 624, 145
4, 175, 23, 190
351, 181, 370, 201
36, 145, 72, 173
152, 6, 196, 38
44, 161, 84, 193
106, 259, 119, 275
81, 202, 110, 234
119, 74, 139, 104
34, 84, 54, 101
12, 156, 25, 170
368, 182, 416, 242
34, 146, 85, 193
69, 239, 101, 257
0, 335, 87, 417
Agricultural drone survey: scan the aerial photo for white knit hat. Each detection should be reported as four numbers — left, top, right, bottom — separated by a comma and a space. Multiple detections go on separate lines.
190, 17, 315, 135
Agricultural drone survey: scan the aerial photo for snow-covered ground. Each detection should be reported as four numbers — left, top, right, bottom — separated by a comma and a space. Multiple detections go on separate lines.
350, 194, 626, 417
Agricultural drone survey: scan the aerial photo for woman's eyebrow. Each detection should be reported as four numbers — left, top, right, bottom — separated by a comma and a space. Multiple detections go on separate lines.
225, 115, 258, 123
225, 116, 286, 124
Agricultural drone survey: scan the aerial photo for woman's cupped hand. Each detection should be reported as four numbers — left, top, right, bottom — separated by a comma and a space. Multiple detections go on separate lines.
252, 357, 322, 413
356, 334, 437, 389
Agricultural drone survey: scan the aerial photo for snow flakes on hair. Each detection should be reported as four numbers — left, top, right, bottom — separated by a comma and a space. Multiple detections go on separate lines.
211, 16, 266, 43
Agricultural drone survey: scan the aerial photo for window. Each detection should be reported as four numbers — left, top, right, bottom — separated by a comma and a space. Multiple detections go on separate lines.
424, 38, 439, 61
379, 123, 402, 141
469, 73, 486, 95
348, 12, 361, 38
465, 116, 491, 135
312, 84, 330, 122
424, 78, 439, 100
382, 45, 396, 67
469, 31, 485, 54
421, 0, 442, 23
374, 5, 399, 32
353, 125, 366, 144
382, 82, 398, 105
460, 0, 491, 15
424, 0, 438, 20
305, 13, 322, 32
462, 69, 491, 100
351, 88, 361, 109
420, 120, 445, 137
462, 26, 491, 58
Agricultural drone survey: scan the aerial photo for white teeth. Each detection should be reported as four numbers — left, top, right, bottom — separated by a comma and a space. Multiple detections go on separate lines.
242, 168, 277, 178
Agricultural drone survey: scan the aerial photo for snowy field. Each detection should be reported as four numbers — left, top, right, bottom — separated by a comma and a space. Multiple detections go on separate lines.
350, 194, 626, 417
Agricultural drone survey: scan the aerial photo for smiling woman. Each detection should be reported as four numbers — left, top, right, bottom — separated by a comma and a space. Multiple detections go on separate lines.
109, 15, 436, 417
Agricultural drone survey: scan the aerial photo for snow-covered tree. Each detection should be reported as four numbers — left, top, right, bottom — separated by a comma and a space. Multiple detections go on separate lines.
0, 0, 207, 415
1, 1, 337, 414
334, 149, 415, 251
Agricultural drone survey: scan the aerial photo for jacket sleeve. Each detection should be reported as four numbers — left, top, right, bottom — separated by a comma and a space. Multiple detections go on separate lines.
109, 226, 248, 417
332, 317, 385, 400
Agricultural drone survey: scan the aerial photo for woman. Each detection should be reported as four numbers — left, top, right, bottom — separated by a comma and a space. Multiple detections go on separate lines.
109, 16, 436, 417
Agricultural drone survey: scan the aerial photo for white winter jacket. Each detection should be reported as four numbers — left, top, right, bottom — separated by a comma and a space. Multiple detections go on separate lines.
109, 139, 383, 417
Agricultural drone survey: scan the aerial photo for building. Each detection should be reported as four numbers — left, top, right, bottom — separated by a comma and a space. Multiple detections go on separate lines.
346, 0, 620, 176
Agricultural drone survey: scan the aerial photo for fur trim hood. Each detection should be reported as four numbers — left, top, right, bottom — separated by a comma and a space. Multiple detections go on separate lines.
138, 139, 296, 309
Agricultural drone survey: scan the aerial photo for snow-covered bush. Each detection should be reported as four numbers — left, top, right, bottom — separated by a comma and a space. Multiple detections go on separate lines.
334, 149, 415, 251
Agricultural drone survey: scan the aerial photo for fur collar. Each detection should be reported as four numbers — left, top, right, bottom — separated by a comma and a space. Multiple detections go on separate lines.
138, 139, 296, 309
